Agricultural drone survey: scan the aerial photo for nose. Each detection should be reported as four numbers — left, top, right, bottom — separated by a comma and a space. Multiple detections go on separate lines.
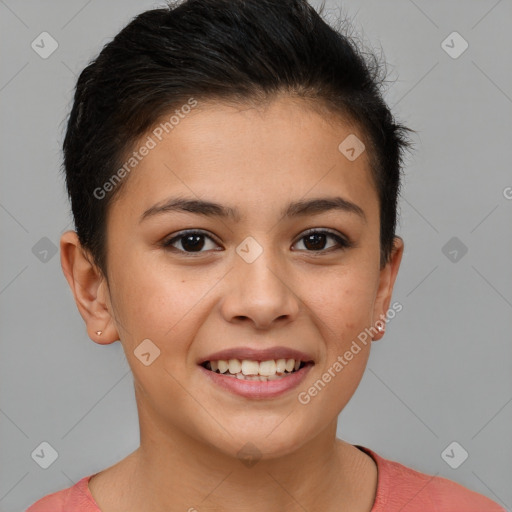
220, 246, 301, 330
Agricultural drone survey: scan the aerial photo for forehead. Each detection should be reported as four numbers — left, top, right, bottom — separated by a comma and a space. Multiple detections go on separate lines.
110, 96, 378, 224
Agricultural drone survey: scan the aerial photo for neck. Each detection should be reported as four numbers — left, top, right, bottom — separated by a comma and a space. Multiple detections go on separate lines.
129, 433, 374, 511
90, 396, 377, 512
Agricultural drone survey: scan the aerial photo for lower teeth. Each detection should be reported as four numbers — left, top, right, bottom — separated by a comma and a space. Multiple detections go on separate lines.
232, 372, 289, 381
210, 369, 296, 381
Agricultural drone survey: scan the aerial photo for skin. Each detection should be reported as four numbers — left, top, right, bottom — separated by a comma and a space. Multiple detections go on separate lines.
61, 94, 403, 512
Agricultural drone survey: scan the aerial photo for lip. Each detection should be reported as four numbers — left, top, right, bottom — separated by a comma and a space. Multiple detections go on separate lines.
197, 346, 315, 365
198, 362, 314, 399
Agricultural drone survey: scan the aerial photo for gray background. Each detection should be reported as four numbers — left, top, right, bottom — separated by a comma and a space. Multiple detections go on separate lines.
1, 0, 511, 510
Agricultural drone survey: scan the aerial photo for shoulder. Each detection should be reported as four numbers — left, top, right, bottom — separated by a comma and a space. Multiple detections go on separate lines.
25, 475, 100, 512
356, 446, 506, 512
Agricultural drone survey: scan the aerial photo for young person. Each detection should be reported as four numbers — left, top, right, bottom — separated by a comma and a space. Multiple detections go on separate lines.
27, 0, 505, 510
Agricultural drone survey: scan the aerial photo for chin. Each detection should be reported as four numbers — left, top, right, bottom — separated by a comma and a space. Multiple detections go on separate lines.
196, 415, 319, 463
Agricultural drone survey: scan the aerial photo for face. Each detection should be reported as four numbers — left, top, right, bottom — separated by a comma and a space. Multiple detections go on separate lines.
66, 95, 403, 460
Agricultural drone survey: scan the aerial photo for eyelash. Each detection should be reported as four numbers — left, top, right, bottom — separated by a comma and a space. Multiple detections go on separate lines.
161, 228, 353, 257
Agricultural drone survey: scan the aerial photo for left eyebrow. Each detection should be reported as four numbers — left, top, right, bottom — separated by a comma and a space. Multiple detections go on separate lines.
140, 196, 367, 224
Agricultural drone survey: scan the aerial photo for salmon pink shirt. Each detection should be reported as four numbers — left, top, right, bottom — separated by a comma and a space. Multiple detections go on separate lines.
26, 446, 505, 511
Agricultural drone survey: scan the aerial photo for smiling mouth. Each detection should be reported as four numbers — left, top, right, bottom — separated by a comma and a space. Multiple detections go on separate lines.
200, 358, 313, 382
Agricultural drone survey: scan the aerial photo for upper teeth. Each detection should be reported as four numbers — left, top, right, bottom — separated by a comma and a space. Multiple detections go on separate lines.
209, 358, 301, 376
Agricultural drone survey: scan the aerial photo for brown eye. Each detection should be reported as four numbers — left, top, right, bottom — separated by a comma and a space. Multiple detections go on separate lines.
162, 230, 219, 255
293, 229, 352, 253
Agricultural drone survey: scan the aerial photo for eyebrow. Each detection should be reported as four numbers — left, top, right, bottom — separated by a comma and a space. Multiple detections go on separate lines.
140, 196, 367, 224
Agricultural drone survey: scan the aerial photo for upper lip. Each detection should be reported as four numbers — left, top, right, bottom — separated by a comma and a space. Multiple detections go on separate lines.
198, 346, 315, 365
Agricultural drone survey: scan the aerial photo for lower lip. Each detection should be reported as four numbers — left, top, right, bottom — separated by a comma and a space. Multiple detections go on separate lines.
198, 364, 314, 399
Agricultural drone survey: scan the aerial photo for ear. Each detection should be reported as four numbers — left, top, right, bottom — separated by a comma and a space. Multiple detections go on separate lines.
371, 236, 404, 341
60, 230, 119, 345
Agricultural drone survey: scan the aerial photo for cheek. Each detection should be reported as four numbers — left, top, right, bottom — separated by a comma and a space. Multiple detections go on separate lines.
304, 269, 377, 350
108, 256, 229, 367
110, 263, 202, 409
107, 255, 196, 344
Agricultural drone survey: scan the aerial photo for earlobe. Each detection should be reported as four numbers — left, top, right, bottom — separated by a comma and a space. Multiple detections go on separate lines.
60, 230, 119, 344
371, 236, 404, 341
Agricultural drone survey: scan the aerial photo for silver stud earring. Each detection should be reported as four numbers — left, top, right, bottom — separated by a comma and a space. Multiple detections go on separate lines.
96, 330, 103, 336
377, 324, 384, 332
